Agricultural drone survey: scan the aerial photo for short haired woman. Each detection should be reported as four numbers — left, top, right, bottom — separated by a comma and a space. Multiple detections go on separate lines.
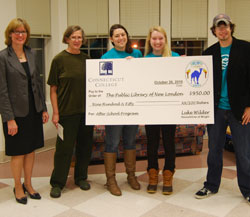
47, 25, 93, 198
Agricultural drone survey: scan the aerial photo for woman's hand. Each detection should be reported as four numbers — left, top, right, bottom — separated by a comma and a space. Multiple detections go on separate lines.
126, 56, 134, 59
42, 111, 49, 123
7, 120, 18, 136
50, 85, 59, 128
52, 113, 59, 128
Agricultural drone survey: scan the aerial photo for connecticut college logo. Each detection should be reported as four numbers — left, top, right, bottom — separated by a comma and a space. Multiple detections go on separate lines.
99, 61, 113, 75
185, 60, 209, 87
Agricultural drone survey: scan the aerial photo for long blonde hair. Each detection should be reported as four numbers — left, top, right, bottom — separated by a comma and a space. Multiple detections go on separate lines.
144, 26, 171, 57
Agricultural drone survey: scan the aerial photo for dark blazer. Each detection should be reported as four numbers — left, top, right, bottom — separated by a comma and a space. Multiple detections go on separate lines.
0, 46, 47, 122
203, 37, 250, 122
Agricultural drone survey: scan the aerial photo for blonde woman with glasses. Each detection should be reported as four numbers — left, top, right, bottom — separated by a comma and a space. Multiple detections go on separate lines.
0, 18, 49, 204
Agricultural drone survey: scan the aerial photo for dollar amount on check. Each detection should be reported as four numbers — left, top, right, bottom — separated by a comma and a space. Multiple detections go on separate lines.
86, 56, 214, 125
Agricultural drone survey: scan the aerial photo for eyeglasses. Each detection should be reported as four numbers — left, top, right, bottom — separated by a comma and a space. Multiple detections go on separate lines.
70, 36, 83, 41
13, 31, 27, 35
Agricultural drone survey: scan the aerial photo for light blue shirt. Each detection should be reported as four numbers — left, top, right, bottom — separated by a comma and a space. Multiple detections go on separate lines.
218, 45, 232, 110
101, 48, 142, 59
145, 51, 180, 58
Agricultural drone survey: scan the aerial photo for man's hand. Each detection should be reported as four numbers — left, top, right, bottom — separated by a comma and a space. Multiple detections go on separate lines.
242, 107, 250, 125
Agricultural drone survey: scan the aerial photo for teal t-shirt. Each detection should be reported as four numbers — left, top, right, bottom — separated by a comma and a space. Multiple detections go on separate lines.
145, 51, 180, 58
101, 48, 142, 59
218, 45, 232, 110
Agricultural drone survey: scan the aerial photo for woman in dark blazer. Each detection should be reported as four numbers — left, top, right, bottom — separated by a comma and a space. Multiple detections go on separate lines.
0, 18, 49, 204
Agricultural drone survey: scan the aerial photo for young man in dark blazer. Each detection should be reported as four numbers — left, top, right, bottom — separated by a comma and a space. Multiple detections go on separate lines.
195, 14, 250, 205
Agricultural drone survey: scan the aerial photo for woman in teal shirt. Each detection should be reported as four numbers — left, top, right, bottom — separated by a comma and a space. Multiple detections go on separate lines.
144, 26, 179, 195
101, 24, 142, 196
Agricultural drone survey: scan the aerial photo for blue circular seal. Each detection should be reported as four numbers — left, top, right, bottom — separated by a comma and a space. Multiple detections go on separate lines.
185, 60, 209, 87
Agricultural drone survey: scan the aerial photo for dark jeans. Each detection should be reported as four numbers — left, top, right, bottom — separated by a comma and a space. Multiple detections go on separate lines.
50, 113, 93, 189
204, 109, 250, 198
105, 125, 138, 153
146, 125, 176, 171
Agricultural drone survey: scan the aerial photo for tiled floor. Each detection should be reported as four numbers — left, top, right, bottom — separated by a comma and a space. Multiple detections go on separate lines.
0, 139, 249, 217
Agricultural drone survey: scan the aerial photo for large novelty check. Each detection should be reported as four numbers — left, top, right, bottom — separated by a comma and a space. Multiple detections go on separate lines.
86, 56, 214, 125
